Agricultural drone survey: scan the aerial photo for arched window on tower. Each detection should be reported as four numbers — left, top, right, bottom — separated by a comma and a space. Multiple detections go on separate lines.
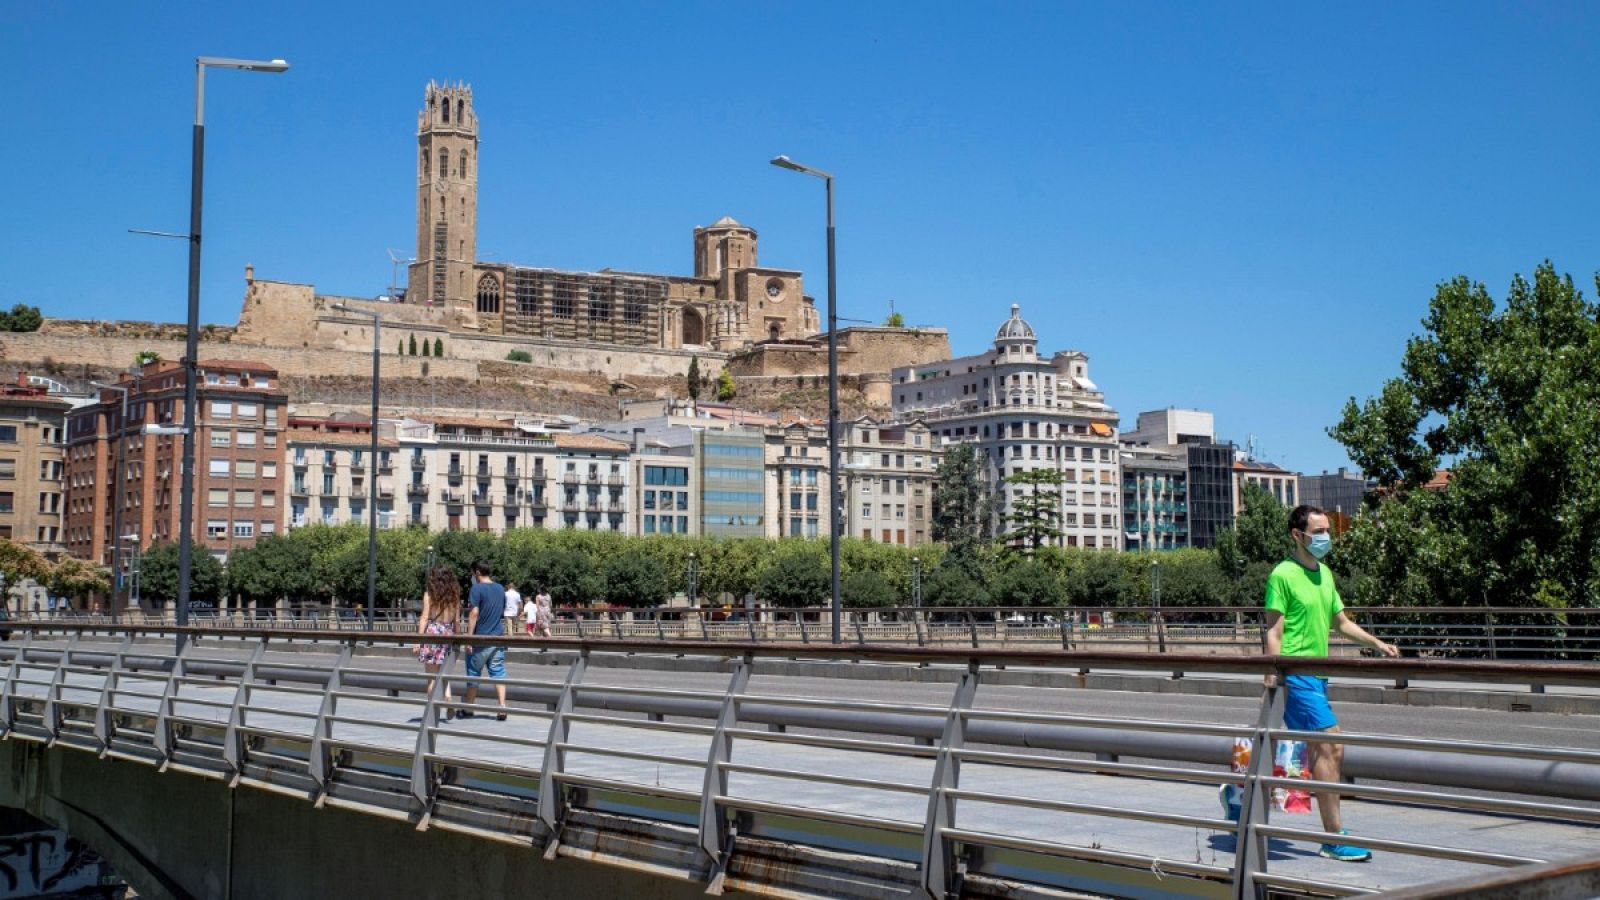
457, 99, 464, 123
421, 149, 429, 177
442, 99, 450, 123
461, 150, 469, 180
476, 275, 501, 315
438, 150, 448, 181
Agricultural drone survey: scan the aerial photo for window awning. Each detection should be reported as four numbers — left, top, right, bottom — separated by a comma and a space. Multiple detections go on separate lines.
1090, 422, 1113, 437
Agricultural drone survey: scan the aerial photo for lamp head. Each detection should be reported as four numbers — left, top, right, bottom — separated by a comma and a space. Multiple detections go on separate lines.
200, 56, 290, 73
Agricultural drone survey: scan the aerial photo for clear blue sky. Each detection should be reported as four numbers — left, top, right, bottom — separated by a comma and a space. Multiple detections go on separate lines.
5, 2, 1598, 474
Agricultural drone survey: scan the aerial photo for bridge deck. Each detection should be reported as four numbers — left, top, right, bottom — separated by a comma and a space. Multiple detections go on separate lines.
11, 642, 1597, 896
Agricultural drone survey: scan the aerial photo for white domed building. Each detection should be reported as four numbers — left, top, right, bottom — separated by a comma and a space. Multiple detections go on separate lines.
889, 304, 1123, 550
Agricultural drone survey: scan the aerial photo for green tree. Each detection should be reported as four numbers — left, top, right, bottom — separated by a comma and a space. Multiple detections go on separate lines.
397, 339, 405, 356
139, 542, 225, 607
0, 304, 43, 333
842, 569, 898, 607
1233, 482, 1294, 565
686, 357, 702, 401
1331, 262, 1600, 608
524, 548, 603, 606
228, 533, 313, 606
408, 334, 418, 355
932, 443, 991, 556
600, 551, 671, 607
922, 564, 991, 607
1003, 468, 1067, 553
1063, 552, 1131, 606
433, 338, 444, 356
48, 557, 110, 604
715, 367, 736, 402
0, 537, 52, 590
884, 311, 905, 327
506, 349, 532, 363
991, 559, 1066, 607
421, 338, 431, 357
134, 350, 161, 367
759, 550, 828, 607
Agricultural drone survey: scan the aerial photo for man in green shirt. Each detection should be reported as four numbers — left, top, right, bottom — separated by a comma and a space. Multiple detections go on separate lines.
1262, 504, 1397, 862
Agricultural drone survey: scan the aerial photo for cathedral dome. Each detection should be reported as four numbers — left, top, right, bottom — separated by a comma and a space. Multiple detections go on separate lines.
995, 304, 1035, 340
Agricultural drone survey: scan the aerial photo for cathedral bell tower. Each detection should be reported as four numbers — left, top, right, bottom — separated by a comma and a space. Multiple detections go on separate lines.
409, 81, 478, 308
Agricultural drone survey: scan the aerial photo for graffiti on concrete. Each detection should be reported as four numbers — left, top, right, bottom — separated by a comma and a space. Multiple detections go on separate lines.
0, 828, 117, 898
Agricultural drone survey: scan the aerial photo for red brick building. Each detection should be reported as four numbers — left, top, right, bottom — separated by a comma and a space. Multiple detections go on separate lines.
65, 360, 288, 577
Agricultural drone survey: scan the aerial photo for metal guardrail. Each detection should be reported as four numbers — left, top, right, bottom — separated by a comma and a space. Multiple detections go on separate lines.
13, 604, 1599, 660
2, 623, 1599, 898
1368, 851, 1600, 899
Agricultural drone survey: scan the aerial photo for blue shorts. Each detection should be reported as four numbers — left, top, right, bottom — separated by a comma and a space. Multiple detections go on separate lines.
464, 645, 506, 686
1283, 675, 1337, 732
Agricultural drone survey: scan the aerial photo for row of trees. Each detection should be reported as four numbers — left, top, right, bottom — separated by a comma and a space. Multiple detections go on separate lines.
0, 539, 110, 607
126, 519, 1306, 612
685, 357, 736, 402
399, 335, 445, 356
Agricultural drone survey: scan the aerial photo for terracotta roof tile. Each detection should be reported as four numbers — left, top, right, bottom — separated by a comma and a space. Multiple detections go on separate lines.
554, 433, 628, 451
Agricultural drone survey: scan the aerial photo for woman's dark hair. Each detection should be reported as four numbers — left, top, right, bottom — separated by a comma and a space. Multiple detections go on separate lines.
426, 566, 461, 622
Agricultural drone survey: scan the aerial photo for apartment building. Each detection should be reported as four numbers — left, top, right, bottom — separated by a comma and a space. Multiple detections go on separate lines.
890, 304, 1122, 549
0, 376, 74, 559
1233, 456, 1301, 514
64, 359, 288, 566
286, 423, 400, 530
1119, 446, 1189, 550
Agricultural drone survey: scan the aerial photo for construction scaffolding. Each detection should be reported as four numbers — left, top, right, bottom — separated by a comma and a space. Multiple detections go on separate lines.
478, 267, 668, 347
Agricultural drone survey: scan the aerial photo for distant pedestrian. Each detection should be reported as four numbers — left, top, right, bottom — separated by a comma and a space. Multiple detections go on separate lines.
415, 567, 460, 704
533, 588, 553, 638
460, 559, 509, 720
1256, 504, 1398, 862
503, 582, 523, 636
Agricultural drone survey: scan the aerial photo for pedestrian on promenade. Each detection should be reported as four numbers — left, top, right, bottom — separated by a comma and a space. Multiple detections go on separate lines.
460, 559, 509, 721
415, 566, 459, 704
503, 582, 523, 636
1260, 504, 1398, 862
533, 587, 553, 638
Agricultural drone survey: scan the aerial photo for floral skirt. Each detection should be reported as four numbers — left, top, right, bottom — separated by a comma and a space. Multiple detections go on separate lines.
416, 620, 454, 666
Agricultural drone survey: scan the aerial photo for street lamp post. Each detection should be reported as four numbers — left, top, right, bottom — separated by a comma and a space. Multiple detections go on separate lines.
912, 556, 923, 609
1151, 559, 1166, 654
176, 56, 289, 647
331, 303, 382, 630
686, 552, 699, 606
770, 155, 840, 643
91, 378, 136, 622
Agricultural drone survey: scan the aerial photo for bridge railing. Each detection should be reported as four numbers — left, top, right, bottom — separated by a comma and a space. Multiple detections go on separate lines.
10, 604, 1600, 659
2, 623, 1598, 899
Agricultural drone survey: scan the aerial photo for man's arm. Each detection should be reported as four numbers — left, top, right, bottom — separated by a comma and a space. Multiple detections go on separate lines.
1334, 611, 1399, 657
1262, 609, 1284, 687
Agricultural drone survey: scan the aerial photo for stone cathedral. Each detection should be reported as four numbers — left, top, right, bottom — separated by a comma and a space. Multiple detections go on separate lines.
405, 81, 819, 352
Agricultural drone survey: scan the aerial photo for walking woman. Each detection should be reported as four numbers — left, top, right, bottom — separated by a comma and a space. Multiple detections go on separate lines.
416, 566, 461, 702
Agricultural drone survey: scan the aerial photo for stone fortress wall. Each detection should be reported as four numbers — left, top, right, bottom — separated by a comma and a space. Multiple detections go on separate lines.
7, 271, 947, 414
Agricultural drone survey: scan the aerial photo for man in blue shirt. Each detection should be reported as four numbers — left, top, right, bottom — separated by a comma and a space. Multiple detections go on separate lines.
461, 559, 508, 720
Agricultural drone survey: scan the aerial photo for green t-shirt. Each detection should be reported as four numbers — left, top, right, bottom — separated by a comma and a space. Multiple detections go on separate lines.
1264, 559, 1344, 657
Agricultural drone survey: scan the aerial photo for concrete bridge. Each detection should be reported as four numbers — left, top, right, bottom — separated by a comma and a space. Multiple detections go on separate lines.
2, 625, 1599, 899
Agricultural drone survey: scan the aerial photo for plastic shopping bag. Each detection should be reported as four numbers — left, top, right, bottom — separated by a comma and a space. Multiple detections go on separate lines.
1225, 737, 1312, 815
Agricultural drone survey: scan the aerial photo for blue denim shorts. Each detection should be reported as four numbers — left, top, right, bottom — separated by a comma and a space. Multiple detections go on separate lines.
1283, 674, 1337, 732
464, 645, 506, 686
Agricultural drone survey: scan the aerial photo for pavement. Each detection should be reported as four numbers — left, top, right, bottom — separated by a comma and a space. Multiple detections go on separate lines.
7, 640, 1599, 896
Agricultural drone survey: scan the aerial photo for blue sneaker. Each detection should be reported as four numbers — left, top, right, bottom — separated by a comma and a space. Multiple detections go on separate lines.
1219, 784, 1240, 823
1319, 831, 1372, 862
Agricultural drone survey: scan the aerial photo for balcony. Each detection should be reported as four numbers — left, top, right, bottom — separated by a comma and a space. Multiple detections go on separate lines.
442, 489, 463, 504
529, 469, 547, 482
410, 515, 430, 528
586, 471, 602, 483
377, 460, 394, 474
290, 484, 309, 497
377, 484, 395, 499
350, 486, 368, 500
606, 474, 624, 486
447, 464, 465, 478
561, 496, 581, 511
349, 459, 366, 472
585, 498, 602, 510
561, 473, 580, 485
472, 494, 494, 507
504, 469, 520, 481
406, 483, 429, 497
410, 456, 427, 470
292, 456, 309, 468
475, 467, 491, 479
525, 496, 548, 510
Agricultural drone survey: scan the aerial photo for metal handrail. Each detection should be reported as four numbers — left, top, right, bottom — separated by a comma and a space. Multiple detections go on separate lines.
3, 623, 1599, 899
